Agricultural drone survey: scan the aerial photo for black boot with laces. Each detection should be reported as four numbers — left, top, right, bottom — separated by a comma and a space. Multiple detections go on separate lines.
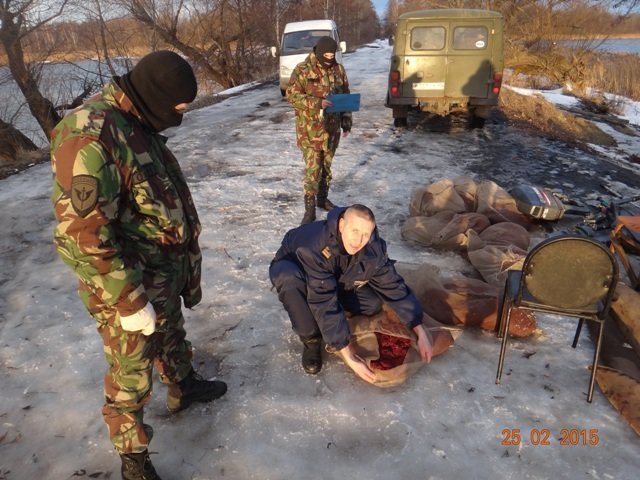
317, 179, 336, 211
300, 335, 323, 374
166, 370, 227, 413
120, 450, 162, 480
300, 194, 316, 225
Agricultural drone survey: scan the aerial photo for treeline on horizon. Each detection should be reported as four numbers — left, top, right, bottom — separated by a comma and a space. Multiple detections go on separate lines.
1, 0, 639, 160
383, 0, 640, 37
8, 1, 640, 71
6, 0, 379, 83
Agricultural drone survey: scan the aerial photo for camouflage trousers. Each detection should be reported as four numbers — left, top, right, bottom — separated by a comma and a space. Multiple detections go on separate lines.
81, 270, 193, 453
300, 133, 340, 196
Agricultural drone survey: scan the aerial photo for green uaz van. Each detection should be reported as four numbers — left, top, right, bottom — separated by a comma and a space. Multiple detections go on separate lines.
385, 9, 504, 128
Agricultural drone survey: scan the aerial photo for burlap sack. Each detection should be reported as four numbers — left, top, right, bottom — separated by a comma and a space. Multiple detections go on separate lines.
397, 263, 538, 337
475, 180, 531, 227
467, 244, 527, 286
341, 306, 457, 388
400, 211, 455, 247
401, 212, 491, 250
466, 226, 529, 286
452, 176, 478, 212
395, 263, 445, 301
433, 213, 492, 249
409, 178, 468, 217
476, 222, 530, 251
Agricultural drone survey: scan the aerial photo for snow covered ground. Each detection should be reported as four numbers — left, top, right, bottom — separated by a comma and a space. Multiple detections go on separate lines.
1, 40, 639, 479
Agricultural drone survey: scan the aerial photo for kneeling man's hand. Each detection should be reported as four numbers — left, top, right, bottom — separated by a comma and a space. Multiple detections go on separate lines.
339, 344, 376, 384
413, 324, 433, 363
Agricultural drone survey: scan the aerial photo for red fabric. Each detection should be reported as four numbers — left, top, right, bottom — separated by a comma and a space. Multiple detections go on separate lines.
370, 332, 412, 370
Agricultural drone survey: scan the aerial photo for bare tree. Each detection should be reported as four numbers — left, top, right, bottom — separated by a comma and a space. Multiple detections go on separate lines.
383, 0, 399, 35
270, 0, 300, 46
85, 0, 123, 77
0, 117, 38, 160
111, 0, 246, 88
0, 0, 69, 138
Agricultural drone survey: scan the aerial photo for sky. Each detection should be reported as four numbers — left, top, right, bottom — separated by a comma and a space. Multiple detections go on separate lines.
1, 40, 639, 479
373, 0, 387, 17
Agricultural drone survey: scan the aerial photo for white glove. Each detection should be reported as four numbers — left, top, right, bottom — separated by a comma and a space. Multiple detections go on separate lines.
120, 302, 157, 336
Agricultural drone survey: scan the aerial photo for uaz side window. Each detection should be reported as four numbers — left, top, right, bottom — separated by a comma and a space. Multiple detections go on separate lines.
410, 27, 445, 51
453, 27, 488, 50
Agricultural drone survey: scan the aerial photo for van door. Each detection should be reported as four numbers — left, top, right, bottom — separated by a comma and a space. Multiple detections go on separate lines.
402, 23, 447, 99
332, 29, 342, 63
445, 22, 494, 98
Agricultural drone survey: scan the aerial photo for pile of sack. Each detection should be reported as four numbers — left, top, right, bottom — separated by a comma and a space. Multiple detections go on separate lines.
396, 177, 640, 438
400, 176, 539, 336
337, 177, 540, 388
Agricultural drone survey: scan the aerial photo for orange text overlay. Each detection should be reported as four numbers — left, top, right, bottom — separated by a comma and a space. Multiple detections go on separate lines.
501, 428, 600, 446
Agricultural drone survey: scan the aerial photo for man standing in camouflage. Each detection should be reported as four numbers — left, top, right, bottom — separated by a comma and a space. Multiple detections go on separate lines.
51, 51, 227, 480
286, 36, 352, 224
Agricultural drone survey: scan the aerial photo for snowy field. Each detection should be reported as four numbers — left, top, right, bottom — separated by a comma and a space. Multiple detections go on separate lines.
1, 40, 639, 479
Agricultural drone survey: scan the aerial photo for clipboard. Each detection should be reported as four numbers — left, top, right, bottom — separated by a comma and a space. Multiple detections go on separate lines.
325, 93, 361, 113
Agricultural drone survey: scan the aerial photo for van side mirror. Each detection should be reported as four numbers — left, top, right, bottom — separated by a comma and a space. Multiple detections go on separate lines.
389, 35, 395, 46
270, 46, 277, 58
339, 41, 346, 53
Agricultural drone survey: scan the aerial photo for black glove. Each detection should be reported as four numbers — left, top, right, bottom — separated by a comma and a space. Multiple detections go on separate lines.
341, 115, 352, 133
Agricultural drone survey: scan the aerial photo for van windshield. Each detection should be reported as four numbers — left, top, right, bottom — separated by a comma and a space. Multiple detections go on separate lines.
282, 30, 332, 55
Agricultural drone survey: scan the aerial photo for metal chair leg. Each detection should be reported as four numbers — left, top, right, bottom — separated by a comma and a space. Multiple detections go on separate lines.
496, 298, 513, 384
572, 318, 584, 348
496, 280, 509, 338
587, 321, 605, 403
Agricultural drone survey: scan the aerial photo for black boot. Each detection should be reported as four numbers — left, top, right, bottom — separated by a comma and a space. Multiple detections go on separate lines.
300, 194, 316, 225
120, 450, 162, 480
317, 180, 336, 211
166, 370, 227, 413
300, 335, 323, 374
317, 154, 336, 211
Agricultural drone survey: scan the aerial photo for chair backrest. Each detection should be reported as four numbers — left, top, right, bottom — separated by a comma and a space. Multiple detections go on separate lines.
521, 235, 618, 310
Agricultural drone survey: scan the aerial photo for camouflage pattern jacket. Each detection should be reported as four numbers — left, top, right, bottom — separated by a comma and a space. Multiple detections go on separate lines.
286, 51, 350, 152
51, 80, 202, 317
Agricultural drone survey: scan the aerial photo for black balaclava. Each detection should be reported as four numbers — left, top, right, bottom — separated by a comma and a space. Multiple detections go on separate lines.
119, 50, 197, 132
314, 36, 338, 69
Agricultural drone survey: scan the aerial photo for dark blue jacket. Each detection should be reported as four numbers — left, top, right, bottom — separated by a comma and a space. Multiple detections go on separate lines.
272, 207, 423, 349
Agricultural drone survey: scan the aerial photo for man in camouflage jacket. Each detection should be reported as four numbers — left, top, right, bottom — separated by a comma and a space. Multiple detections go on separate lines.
51, 51, 226, 480
286, 36, 352, 224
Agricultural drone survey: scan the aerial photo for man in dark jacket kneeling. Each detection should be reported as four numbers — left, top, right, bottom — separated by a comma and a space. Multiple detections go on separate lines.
269, 204, 432, 382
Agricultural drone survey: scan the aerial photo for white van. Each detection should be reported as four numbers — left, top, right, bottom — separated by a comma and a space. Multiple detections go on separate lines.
271, 19, 347, 96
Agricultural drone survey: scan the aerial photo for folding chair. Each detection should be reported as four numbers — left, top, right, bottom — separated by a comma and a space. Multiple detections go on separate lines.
495, 235, 618, 403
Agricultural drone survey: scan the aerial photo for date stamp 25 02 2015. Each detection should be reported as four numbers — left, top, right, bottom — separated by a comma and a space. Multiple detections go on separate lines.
501, 428, 600, 446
